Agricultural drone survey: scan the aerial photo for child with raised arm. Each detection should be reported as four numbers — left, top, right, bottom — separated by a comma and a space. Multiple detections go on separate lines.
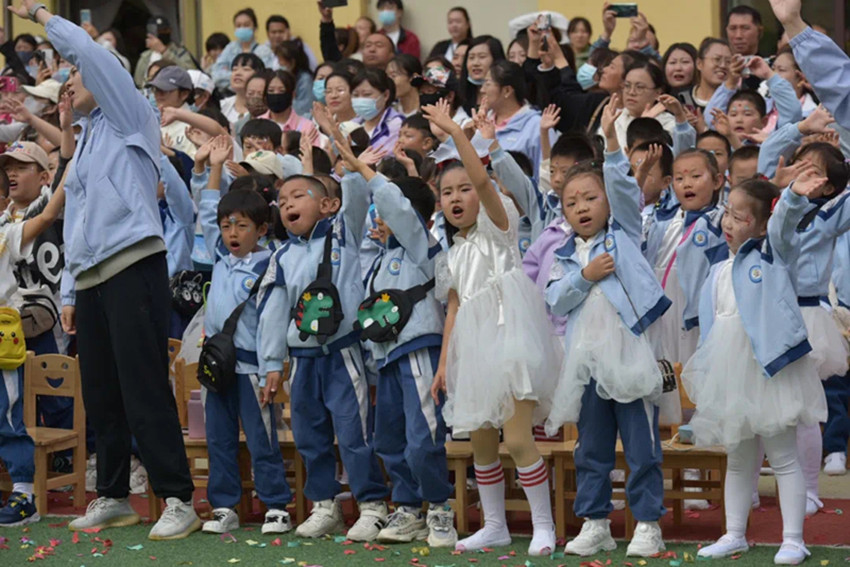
424, 100, 561, 556
684, 173, 829, 565
195, 135, 293, 536
545, 95, 669, 558
334, 135, 456, 547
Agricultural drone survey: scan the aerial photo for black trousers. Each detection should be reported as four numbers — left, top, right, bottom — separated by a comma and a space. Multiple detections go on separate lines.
76, 252, 193, 501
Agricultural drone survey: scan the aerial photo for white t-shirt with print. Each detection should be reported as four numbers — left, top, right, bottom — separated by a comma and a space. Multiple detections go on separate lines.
0, 222, 33, 310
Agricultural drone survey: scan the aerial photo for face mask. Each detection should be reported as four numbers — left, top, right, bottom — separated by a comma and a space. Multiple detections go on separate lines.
267, 93, 293, 114
189, 103, 200, 113
378, 10, 397, 27
97, 37, 115, 49
352, 96, 381, 121
313, 80, 326, 103
419, 91, 447, 108
246, 96, 267, 116
16, 51, 33, 65
53, 67, 70, 83
24, 96, 46, 116
26, 65, 39, 79
467, 75, 484, 86
234, 27, 254, 43
576, 63, 598, 91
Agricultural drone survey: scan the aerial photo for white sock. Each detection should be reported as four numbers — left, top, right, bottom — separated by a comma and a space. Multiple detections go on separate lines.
517, 458, 554, 531
765, 429, 807, 545
473, 461, 507, 532
796, 423, 822, 503
12, 483, 34, 500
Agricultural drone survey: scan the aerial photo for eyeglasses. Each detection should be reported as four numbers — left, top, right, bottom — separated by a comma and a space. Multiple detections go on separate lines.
622, 82, 653, 95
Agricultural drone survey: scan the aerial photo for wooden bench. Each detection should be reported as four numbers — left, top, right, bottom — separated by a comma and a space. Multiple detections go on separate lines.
551, 440, 727, 539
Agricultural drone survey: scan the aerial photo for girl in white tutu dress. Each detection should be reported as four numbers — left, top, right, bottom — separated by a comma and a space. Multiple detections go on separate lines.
545, 97, 670, 559
423, 99, 561, 556
684, 176, 829, 566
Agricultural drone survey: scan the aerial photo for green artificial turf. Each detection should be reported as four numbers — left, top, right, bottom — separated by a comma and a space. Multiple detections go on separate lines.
1, 518, 848, 566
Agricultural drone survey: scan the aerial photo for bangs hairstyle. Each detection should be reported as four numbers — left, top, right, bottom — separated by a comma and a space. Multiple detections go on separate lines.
727, 89, 767, 117
217, 188, 271, 227
241, 118, 282, 150
568, 17, 592, 38
662, 42, 698, 73
697, 130, 732, 157
627, 117, 672, 149
551, 132, 596, 163
389, 53, 423, 79
353, 68, 396, 104
675, 148, 721, 178
632, 141, 674, 177
232, 52, 266, 72
792, 142, 850, 195
728, 145, 761, 174
266, 69, 296, 98
436, 160, 467, 246
731, 178, 780, 224
562, 159, 604, 191
402, 114, 438, 143
396, 176, 437, 224
623, 59, 668, 93
275, 40, 310, 76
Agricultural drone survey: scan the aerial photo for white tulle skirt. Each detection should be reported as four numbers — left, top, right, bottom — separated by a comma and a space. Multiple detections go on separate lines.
443, 268, 562, 435
648, 264, 699, 363
682, 312, 828, 449
801, 305, 849, 380
544, 287, 662, 437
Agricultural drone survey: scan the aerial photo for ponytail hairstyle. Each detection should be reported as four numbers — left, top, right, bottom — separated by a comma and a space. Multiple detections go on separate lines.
488, 60, 527, 105
436, 160, 467, 246
731, 178, 780, 225
792, 142, 850, 197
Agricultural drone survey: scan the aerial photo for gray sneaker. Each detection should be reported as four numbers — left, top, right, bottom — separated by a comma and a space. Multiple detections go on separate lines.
426, 504, 457, 548
148, 498, 201, 540
377, 507, 428, 543
69, 497, 140, 531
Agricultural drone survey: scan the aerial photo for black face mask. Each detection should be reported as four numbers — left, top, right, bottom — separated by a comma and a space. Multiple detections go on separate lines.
419, 91, 449, 108
267, 92, 293, 113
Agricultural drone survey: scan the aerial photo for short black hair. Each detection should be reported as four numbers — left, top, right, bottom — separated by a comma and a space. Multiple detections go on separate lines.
390, 53, 422, 78
312, 147, 333, 175
377, 0, 404, 10
379, 154, 423, 181
626, 117, 672, 150
0, 167, 9, 197
232, 52, 265, 72
234, 8, 259, 28
728, 89, 767, 118
315, 173, 341, 202
200, 106, 230, 131
266, 14, 289, 31
395, 177, 435, 223
551, 133, 596, 163
217, 189, 271, 227
206, 32, 230, 53
241, 119, 282, 150
13, 34, 37, 50
507, 151, 534, 178
283, 174, 328, 198
353, 67, 396, 105
632, 141, 674, 177
697, 130, 733, 157
729, 145, 761, 175
401, 114, 437, 146
726, 5, 763, 27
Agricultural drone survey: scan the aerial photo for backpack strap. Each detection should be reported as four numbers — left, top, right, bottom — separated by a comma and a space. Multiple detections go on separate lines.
405, 279, 435, 303
220, 279, 261, 338
316, 226, 335, 281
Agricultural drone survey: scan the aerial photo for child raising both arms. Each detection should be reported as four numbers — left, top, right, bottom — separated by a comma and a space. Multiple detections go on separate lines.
684, 174, 829, 565
424, 100, 561, 556
544, 95, 670, 558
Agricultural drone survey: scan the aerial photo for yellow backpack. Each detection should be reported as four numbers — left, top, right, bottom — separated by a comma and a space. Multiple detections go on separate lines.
0, 307, 26, 370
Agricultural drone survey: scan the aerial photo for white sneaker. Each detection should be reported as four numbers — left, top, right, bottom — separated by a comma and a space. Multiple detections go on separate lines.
752, 490, 761, 509
426, 504, 457, 548
261, 509, 292, 534
697, 534, 749, 558
564, 519, 617, 556
129, 457, 149, 495
377, 506, 427, 543
295, 499, 345, 538
202, 508, 239, 534
455, 525, 511, 551
347, 501, 388, 542
824, 452, 847, 476
85, 455, 97, 493
69, 497, 140, 531
148, 498, 201, 540
805, 493, 823, 517
528, 526, 556, 556
626, 521, 665, 557
774, 541, 810, 565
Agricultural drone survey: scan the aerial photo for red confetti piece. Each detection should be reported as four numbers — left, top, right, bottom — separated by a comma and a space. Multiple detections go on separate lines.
81, 528, 101, 534
342, 540, 355, 545
731, 554, 742, 560
71, 532, 80, 544
482, 548, 493, 552
375, 559, 386, 562
271, 538, 282, 547
49, 539, 61, 547
149, 556, 157, 561
344, 549, 357, 555
468, 559, 478, 563
509, 551, 516, 556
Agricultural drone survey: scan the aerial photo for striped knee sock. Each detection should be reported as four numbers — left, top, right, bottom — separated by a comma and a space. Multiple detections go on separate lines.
474, 461, 506, 531
517, 458, 554, 530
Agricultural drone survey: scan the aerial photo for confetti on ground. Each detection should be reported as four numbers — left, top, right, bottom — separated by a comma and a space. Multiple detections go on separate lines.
344, 549, 357, 555
271, 538, 282, 546
279, 560, 295, 565
127, 544, 144, 551
220, 533, 237, 544
334, 536, 348, 543
287, 540, 301, 547
821, 561, 830, 566
227, 559, 240, 564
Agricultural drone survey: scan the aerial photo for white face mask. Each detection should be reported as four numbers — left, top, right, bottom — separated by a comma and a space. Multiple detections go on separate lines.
24, 96, 46, 116
97, 37, 115, 50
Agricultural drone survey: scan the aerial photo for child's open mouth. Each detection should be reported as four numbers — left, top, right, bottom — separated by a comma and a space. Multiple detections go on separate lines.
579, 215, 593, 226
451, 206, 464, 218
229, 240, 240, 250
683, 191, 696, 199
286, 212, 300, 223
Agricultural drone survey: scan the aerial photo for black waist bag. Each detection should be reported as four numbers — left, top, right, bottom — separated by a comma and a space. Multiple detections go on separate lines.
170, 270, 210, 317
290, 229, 344, 345
355, 265, 434, 343
198, 281, 259, 393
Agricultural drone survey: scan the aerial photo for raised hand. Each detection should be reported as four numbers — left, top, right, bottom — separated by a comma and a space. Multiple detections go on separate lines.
422, 97, 460, 137
771, 155, 810, 189
317, 0, 333, 23
658, 94, 687, 124
791, 165, 828, 198
601, 2, 617, 40
58, 91, 72, 130
312, 101, 334, 136
0, 97, 32, 123
747, 56, 774, 81
628, 12, 650, 49
634, 143, 663, 190
208, 135, 232, 166
473, 99, 497, 140
739, 130, 768, 145
7, 0, 38, 20
161, 131, 175, 150
540, 104, 562, 131
768, 0, 806, 37
601, 93, 623, 142
359, 145, 388, 167
194, 138, 215, 167
225, 160, 250, 178
160, 106, 181, 127
582, 253, 616, 282
799, 105, 835, 135
641, 101, 666, 119
727, 55, 746, 88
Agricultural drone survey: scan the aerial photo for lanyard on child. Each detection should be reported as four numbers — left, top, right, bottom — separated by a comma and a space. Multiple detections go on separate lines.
660, 220, 697, 290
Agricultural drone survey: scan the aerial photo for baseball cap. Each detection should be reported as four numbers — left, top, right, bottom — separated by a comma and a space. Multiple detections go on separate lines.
241, 151, 284, 180
146, 66, 193, 92
411, 65, 457, 91
0, 141, 51, 171
22, 79, 62, 104
187, 70, 214, 94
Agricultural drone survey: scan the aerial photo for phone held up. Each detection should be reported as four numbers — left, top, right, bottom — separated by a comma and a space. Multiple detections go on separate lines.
609, 4, 639, 18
